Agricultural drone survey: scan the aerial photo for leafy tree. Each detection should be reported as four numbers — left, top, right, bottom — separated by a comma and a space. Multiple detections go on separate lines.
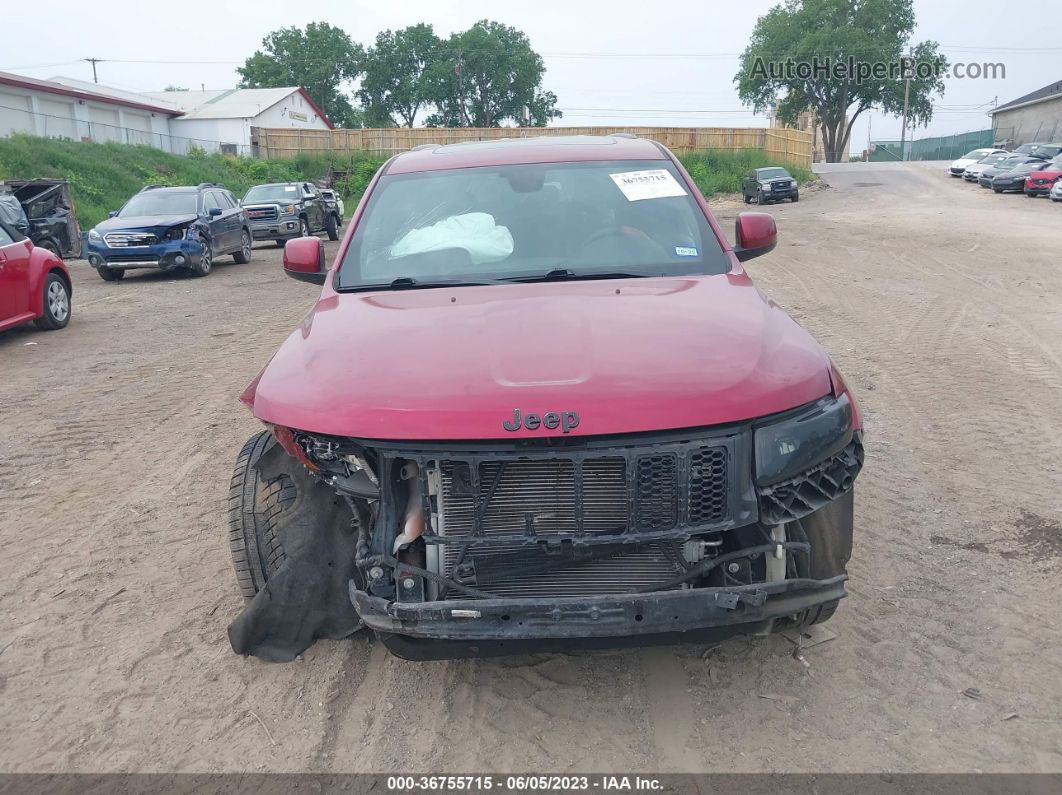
357, 24, 442, 128
238, 22, 364, 128
735, 0, 946, 161
424, 21, 561, 128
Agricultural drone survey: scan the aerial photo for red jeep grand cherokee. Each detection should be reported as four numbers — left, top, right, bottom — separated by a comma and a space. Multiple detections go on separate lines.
227, 136, 863, 662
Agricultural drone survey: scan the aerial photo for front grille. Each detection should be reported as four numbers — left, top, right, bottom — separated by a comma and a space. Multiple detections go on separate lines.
104, 232, 156, 247
635, 454, 678, 529
688, 447, 728, 523
385, 429, 750, 599
247, 206, 278, 221
770, 179, 793, 190
439, 458, 628, 536
101, 253, 160, 263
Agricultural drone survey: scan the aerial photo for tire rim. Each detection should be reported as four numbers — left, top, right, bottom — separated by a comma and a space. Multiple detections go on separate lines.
300, 219, 310, 237
201, 244, 212, 273
241, 232, 251, 259
47, 280, 68, 322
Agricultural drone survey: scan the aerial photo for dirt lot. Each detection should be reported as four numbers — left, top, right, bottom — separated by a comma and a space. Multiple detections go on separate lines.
1, 163, 1061, 773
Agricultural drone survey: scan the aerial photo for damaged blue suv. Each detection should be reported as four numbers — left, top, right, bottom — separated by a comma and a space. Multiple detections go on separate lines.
86, 184, 252, 281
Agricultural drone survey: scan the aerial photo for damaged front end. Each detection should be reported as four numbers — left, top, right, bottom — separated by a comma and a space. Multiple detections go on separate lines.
228, 394, 863, 662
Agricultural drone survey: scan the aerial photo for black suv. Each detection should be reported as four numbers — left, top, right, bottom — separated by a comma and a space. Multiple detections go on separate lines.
86, 184, 252, 281
742, 167, 799, 204
241, 182, 340, 246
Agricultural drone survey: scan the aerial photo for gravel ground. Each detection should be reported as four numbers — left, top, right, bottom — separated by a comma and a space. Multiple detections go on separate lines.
1, 163, 1060, 773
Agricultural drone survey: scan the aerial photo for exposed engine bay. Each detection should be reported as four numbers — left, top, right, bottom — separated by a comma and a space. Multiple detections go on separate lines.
227, 401, 862, 662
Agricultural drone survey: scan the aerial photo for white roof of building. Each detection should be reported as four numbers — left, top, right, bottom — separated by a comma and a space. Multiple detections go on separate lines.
39, 75, 181, 115
140, 87, 300, 120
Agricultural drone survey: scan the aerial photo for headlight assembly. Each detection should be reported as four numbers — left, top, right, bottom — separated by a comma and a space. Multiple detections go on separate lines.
754, 394, 854, 486
281, 205, 296, 215
88, 229, 102, 241
165, 227, 188, 241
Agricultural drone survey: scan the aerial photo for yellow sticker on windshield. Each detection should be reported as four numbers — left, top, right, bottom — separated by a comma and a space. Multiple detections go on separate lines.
610, 169, 688, 201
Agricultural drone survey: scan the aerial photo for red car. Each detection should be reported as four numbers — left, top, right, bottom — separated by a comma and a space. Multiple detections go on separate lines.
226, 136, 863, 663
1024, 157, 1062, 197
0, 220, 71, 332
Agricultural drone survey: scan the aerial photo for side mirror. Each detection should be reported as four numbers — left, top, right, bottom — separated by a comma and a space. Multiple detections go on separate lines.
283, 236, 327, 285
733, 212, 778, 262
208, 207, 223, 217
108, 211, 119, 217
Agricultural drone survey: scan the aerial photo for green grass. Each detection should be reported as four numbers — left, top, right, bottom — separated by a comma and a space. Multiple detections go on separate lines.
0, 136, 809, 230
0, 135, 386, 229
677, 149, 814, 196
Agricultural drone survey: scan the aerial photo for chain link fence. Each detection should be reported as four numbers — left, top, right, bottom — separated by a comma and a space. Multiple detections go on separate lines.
869, 129, 995, 162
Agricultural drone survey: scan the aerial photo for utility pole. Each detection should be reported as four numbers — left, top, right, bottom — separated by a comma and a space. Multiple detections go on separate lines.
867, 113, 872, 159
899, 47, 913, 161
84, 58, 103, 84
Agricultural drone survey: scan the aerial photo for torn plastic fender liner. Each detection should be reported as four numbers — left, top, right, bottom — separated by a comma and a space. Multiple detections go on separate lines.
226, 441, 362, 662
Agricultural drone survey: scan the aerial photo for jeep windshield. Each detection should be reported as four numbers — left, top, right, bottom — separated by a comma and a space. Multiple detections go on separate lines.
337, 160, 729, 290
119, 192, 197, 217
243, 185, 299, 203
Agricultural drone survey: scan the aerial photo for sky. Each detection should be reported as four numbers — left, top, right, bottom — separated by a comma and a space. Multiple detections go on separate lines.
4, 0, 1058, 154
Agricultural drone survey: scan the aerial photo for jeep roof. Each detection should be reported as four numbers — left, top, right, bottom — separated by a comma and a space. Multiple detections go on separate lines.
385, 134, 667, 174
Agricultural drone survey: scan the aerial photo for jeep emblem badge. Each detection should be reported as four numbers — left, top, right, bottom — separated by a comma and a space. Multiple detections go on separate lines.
502, 409, 579, 433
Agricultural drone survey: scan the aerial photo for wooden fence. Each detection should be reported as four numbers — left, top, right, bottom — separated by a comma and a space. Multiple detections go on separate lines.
251, 126, 813, 170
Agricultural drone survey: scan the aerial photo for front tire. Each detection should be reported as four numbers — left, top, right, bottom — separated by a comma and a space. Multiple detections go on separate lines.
190, 240, 213, 276
228, 431, 294, 600
993, 188, 1003, 194
38, 238, 61, 257
34, 273, 70, 330
325, 213, 339, 241
233, 230, 252, 263
791, 192, 799, 202
97, 266, 124, 282
299, 217, 311, 237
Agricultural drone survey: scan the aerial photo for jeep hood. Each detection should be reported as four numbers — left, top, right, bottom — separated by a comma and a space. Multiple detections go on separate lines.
250, 274, 833, 440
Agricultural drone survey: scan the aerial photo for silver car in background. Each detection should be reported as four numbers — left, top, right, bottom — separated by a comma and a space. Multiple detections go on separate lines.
963, 152, 1011, 182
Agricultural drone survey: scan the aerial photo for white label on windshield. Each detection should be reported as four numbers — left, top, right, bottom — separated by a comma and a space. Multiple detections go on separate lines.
284, 186, 296, 192
610, 169, 688, 201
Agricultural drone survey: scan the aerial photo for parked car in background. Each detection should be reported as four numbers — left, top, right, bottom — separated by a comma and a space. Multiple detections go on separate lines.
742, 167, 799, 204
949, 148, 1006, 177
1024, 157, 1062, 197
963, 152, 1012, 182
86, 184, 251, 281
1013, 142, 1062, 161
989, 160, 1043, 193
241, 182, 339, 246
0, 219, 72, 332
1051, 179, 1062, 202
0, 179, 81, 258
319, 189, 345, 222
978, 156, 1044, 188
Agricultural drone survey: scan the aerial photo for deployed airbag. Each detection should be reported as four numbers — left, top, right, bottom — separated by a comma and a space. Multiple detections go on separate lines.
391, 212, 513, 265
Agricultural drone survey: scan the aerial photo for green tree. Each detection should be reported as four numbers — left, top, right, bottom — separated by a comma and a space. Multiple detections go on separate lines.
357, 24, 442, 128
424, 21, 561, 128
238, 22, 364, 128
735, 0, 946, 162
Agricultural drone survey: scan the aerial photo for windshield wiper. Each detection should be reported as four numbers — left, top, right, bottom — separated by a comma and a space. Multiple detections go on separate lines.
508, 268, 649, 283
339, 276, 505, 292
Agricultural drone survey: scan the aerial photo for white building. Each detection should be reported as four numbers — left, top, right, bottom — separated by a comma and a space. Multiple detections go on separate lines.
0, 70, 180, 149
141, 87, 334, 154
0, 72, 334, 156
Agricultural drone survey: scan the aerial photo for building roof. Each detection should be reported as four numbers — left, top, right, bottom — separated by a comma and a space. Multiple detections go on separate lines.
140, 86, 334, 128
386, 135, 666, 175
989, 79, 1062, 115
0, 71, 182, 116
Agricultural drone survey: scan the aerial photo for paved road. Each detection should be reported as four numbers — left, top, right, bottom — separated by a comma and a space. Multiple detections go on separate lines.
2, 165, 1061, 773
